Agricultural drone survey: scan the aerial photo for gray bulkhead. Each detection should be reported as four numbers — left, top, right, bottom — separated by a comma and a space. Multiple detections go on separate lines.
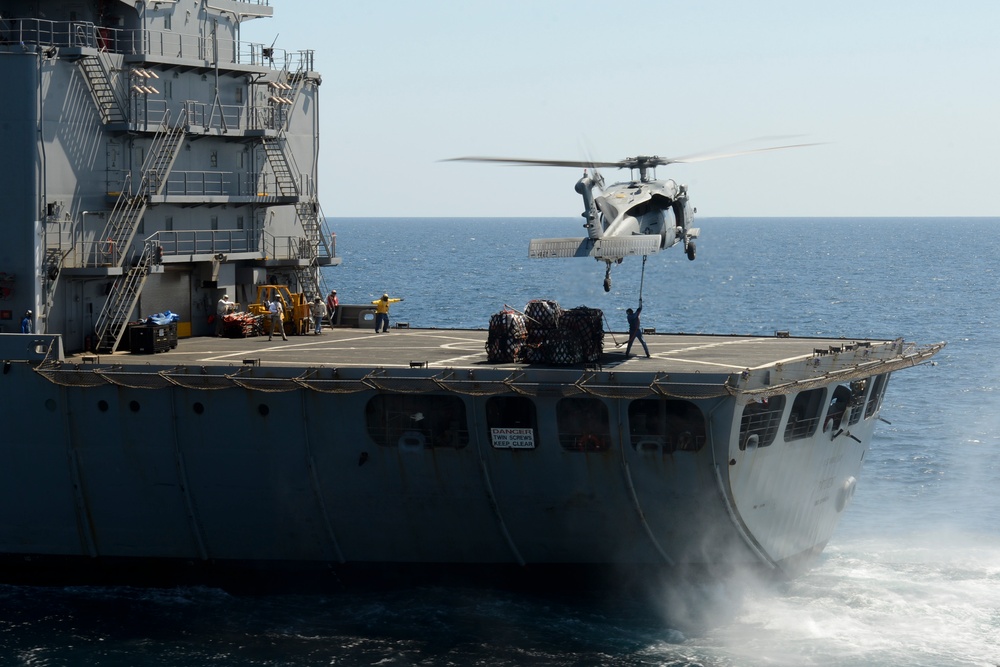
0, 362, 766, 570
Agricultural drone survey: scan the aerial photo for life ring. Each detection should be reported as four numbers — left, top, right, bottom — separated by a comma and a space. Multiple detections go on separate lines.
576, 433, 602, 451
103, 238, 115, 258
836, 476, 857, 512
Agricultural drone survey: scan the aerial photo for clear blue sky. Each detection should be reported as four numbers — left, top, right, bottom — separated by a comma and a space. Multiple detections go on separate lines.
242, 1, 998, 218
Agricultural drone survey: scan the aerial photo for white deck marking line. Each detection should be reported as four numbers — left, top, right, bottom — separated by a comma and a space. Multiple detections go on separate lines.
435, 354, 487, 365
657, 338, 764, 356
654, 356, 750, 371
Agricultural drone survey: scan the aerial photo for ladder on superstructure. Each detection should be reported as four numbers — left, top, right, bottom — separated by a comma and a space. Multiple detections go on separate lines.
99, 110, 186, 267
260, 136, 329, 299
93, 243, 156, 353
92, 112, 187, 353
77, 51, 126, 125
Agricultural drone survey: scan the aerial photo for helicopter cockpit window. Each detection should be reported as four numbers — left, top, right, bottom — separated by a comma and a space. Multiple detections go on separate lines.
365, 394, 469, 450
556, 397, 611, 452
628, 398, 706, 454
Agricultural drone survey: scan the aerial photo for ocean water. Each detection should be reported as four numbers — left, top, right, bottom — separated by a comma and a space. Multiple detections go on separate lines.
2, 217, 998, 666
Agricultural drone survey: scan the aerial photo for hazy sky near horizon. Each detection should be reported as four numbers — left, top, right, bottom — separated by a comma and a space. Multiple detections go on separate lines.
242, 2, 997, 218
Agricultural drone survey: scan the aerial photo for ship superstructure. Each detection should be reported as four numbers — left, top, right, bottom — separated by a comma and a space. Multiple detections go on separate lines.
0, 0, 337, 351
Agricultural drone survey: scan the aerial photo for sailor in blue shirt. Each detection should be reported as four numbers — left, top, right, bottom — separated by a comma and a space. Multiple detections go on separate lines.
625, 302, 650, 358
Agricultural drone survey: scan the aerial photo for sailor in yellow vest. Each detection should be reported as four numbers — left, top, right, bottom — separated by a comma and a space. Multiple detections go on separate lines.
371, 293, 403, 333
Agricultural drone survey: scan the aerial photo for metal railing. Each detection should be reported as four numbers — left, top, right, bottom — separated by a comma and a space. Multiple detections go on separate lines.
164, 171, 234, 197
135, 99, 290, 134
1, 17, 311, 72
154, 230, 257, 257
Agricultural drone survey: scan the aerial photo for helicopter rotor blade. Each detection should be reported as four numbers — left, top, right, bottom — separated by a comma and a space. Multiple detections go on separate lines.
444, 140, 825, 172
442, 156, 625, 169
659, 142, 826, 165
590, 168, 605, 192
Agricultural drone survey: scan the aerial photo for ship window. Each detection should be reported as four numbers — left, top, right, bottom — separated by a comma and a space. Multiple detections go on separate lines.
556, 397, 611, 452
784, 388, 825, 441
365, 394, 469, 449
825, 385, 852, 433
628, 398, 706, 453
739, 395, 786, 450
848, 379, 868, 426
485, 396, 538, 450
864, 374, 890, 419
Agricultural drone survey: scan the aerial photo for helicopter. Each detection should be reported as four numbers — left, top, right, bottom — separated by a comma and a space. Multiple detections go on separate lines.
446, 143, 817, 291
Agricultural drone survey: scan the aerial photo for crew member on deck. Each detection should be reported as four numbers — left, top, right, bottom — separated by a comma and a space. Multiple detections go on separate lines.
20, 310, 32, 334
372, 293, 403, 333
326, 289, 339, 326
625, 301, 650, 358
268, 298, 288, 341
310, 297, 325, 335
216, 294, 236, 336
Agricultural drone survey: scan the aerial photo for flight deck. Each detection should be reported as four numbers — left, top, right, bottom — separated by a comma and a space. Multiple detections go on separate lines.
62, 326, 892, 376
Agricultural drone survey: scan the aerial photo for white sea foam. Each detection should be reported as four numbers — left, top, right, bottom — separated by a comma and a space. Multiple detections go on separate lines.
654, 534, 1000, 667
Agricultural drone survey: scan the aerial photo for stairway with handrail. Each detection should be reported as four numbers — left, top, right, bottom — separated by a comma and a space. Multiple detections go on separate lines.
92, 112, 187, 353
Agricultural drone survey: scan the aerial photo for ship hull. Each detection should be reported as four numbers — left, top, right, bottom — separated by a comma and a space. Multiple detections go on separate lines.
0, 329, 936, 589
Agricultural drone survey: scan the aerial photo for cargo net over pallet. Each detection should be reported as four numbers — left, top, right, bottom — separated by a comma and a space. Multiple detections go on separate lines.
222, 312, 265, 338
486, 299, 604, 365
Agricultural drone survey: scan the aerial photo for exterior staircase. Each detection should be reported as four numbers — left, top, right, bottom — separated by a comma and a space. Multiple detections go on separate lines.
260, 52, 334, 301
92, 112, 187, 353
261, 136, 333, 267
97, 110, 186, 267
78, 53, 126, 124
93, 243, 156, 353
274, 54, 311, 130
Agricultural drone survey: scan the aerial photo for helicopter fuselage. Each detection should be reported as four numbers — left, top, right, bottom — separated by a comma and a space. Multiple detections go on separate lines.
596, 179, 680, 246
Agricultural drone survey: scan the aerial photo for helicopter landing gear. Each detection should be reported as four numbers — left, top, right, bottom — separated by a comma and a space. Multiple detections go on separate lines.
686, 241, 697, 261
603, 262, 612, 292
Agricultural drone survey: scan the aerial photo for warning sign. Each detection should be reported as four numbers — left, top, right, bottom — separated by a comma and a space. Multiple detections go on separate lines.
490, 427, 535, 449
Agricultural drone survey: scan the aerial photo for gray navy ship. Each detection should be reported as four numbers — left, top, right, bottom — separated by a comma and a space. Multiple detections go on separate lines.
0, 0, 943, 590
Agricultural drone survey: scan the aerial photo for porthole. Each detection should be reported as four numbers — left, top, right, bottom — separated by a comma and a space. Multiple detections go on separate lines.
44, 398, 57, 412
193, 402, 204, 414
129, 400, 140, 413
258, 404, 269, 417
98, 400, 109, 412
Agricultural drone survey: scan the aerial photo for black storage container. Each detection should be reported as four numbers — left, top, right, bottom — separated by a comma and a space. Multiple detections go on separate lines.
130, 324, 171, 354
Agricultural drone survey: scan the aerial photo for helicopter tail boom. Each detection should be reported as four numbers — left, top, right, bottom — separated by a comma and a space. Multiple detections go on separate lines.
528, 235, 662, 260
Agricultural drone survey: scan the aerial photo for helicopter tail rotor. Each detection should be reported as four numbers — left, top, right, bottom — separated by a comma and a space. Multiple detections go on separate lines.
576, 170, 603, 240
